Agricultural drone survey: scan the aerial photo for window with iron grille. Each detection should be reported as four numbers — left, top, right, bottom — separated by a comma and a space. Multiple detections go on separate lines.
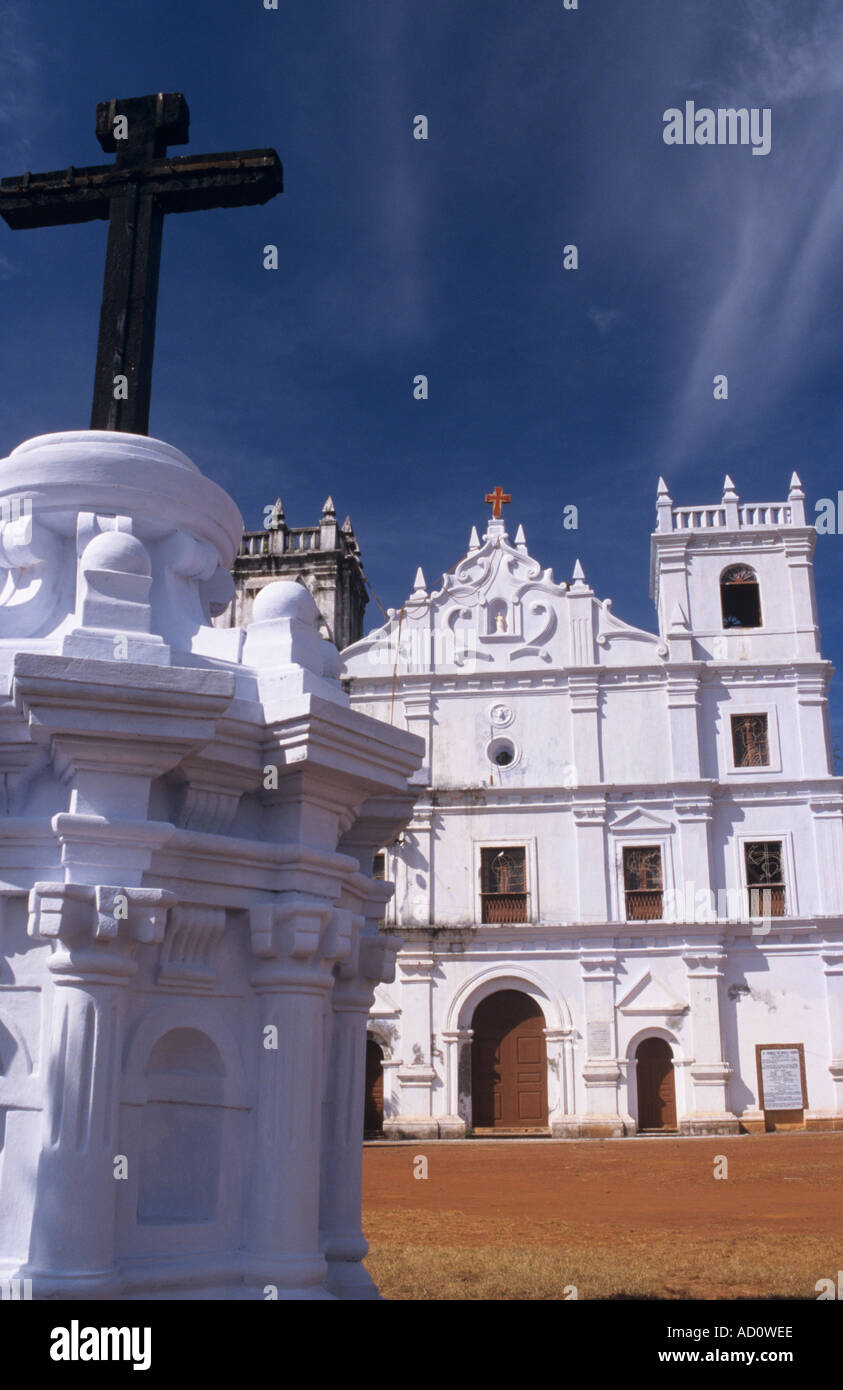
744, 841, 786, 917
731, 713, 770, 768
622, 845, 664, 921
480, 847, 527, 924
720, 564, 762, 629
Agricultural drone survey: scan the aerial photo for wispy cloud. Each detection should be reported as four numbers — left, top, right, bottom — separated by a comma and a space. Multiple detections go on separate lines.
660, 0, 843, 472
588, 307, 623, 336
737, 0, 843, 100
0, 3, 48, 167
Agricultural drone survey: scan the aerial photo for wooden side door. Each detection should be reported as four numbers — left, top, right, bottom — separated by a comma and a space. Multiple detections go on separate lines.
364, 1038, 384, 1136
636, 1037, 677, 1131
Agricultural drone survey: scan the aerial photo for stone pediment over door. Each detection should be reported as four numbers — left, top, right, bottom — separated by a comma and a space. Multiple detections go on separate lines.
617, 971, 688, 1018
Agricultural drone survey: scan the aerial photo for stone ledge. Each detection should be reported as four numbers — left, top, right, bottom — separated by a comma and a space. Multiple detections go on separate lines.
678, 1117, 742, 1136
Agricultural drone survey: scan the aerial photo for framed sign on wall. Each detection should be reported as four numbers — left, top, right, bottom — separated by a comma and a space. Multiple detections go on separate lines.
755, 1044, 807, 1130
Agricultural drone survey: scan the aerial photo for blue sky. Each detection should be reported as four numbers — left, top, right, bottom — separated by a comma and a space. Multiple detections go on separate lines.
3, 0, 843, 746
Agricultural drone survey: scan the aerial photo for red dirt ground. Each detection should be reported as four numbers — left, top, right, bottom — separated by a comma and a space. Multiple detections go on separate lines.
362, 1134, 843, 1299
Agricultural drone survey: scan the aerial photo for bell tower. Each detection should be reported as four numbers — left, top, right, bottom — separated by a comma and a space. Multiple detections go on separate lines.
215, 495, 369, 649
650, 472, 820, 663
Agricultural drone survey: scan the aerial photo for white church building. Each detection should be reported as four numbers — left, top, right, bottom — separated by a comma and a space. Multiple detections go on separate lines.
341, 475, 843, 1139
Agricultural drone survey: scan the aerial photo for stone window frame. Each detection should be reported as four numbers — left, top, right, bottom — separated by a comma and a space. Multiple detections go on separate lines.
722, 702, 782, 777
472, 836, 539, 926
733, 829, 798, 920
609, 824, 677, 925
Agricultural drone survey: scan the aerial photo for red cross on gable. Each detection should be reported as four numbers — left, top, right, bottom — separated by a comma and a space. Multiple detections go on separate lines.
485, 486, 512, 518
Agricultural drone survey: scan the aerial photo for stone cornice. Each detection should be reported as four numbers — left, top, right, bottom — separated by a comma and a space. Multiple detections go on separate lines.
263, 693, 423, 794
150, 828, 361, 907
388, 919, 843, 946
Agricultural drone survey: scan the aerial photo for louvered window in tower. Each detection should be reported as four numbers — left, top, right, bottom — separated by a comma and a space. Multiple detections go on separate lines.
720, 565, 762, 629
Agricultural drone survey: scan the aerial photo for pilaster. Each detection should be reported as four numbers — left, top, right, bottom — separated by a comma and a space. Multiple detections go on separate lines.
568, 675, 601, 787
384, 950, 438, 1139
680, 945, 740, 1134
572, 797, 607, 922
812, 952, 843, 1128
665, 670, 702, 781
578, 946, 624, 1137
674, 796, 714, 917
783, 531, 820, 659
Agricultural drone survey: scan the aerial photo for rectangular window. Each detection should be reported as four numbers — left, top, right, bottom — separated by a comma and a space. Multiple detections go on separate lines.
480, 847, 527, 924
744, 841, 786, 917
731, 713, 769, 768
372, 851, 386, 881
623, 846, 663, 921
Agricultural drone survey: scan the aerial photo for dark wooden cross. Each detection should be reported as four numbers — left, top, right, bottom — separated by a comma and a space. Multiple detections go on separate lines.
485, 486, 512, 518
0, 93, 282, 433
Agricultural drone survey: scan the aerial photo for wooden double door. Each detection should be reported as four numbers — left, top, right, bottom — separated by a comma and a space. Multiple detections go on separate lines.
636, 1037, 677, 1131
471, 990, 548, 1129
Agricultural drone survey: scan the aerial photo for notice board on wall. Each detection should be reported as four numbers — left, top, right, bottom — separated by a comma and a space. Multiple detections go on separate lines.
755, 1043, 807, 1129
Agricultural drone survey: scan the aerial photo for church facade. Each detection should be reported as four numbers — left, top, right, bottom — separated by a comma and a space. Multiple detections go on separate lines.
340, 475, 843, 1138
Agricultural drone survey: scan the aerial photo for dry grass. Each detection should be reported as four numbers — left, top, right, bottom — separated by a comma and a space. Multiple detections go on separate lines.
364, 1220, 838, 1300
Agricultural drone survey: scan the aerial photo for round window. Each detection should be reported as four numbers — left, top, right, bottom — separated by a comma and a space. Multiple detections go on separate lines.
487, 737, 518, 768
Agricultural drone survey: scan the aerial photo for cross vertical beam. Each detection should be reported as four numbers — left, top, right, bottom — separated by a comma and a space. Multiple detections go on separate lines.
0, 93, 283, 435
95, 180, 164, 432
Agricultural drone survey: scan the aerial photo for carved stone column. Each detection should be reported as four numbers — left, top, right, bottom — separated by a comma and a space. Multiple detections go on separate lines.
320, 928, 398, 1299
244, 894, 350, 1298
23, 880, 174, 1295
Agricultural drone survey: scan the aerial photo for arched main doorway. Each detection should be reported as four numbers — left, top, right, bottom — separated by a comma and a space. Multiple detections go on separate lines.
471, 989, 548, 1130
364, 1037, 384, 1137
635, 1037, 677, 1131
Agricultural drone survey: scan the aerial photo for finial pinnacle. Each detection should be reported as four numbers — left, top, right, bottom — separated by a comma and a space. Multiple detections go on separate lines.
722, 474, 738, 501
267, 496, 285, 529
